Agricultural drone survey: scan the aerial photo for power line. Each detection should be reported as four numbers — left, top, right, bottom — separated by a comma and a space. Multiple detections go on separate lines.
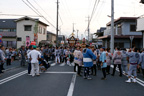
85, 0, 101, 35
58, 13, 63, 27
33, 0, 55, 23
22, 0, 56, 28
22, 0, 42, 16
0, 14, 42, 17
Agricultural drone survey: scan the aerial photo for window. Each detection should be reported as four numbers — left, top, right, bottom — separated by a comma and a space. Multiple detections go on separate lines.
24, 25, 32, 31
39, 26, 41, 33
130, 25, 136, 32
43, 28, 46, 34
10, 29, 16, 32
0, 29, 3, 32
17, 37, 22, 41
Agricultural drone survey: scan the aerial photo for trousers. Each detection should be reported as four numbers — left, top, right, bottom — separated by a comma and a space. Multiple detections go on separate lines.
31, 63, 39, 76
74, 63, 81, 75
55, 56, 60, 63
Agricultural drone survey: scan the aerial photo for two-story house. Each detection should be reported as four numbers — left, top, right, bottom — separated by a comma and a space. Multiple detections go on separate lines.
98, 17, 142, 48
47, 31, 56, 45
16, 16, 48, 48
0, 19, 17, 48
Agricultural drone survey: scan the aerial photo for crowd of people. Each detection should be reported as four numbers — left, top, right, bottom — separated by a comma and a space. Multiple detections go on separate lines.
73, 45, 144, 83
0, 44, 144, 83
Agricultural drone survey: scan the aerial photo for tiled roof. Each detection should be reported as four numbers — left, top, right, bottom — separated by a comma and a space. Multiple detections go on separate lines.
0, 19, 16, 29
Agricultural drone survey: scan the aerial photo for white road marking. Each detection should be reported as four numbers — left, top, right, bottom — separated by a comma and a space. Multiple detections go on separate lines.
51, 63, 56, 66
111, 65, 144, 87
0, 70, 27, 85
67, 73, 77, 96
60, 63, 66, 66
45, 72, 76, 74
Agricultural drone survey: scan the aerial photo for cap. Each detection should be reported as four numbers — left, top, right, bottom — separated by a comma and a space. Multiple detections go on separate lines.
33, 45, 37, 49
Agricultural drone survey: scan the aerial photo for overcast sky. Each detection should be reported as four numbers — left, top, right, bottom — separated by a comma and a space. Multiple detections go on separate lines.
0, 0, 144, 38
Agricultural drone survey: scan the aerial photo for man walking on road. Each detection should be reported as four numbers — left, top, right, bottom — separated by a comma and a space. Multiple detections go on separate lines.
83, 45, 96, 80
28, 46, 41, 77
126, 48, 140, 83
27, 45, 33, 75
99, 47, 107, 80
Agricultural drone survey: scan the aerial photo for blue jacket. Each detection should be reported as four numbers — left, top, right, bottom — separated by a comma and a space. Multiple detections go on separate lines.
83, 48, 96, 67
99, 51, 107, 68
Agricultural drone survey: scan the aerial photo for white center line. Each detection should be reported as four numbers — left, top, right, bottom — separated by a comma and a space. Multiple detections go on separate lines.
60, 63, 66, 66
51, 63, 56, 66
67, 73, 77, 96
0, 70, 27, 85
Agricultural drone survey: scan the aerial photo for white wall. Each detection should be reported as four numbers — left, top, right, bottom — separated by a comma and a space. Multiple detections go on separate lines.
137, 18, 144, 32
16, 20, 35, 48
37, 23, 47, 44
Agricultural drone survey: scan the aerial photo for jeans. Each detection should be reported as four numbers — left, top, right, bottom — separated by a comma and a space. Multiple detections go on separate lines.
7, 59, 11, 66
0, 64, 2, 73
21, 58, 26, 66
106, 65, 110, 74
102, 68, 106, 78
74, 63, 81, 75
92, 64, 97, 75
28, 63, 31, 74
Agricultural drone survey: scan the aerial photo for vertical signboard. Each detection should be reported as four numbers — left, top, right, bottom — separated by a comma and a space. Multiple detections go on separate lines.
26, 36, 30, 47
0, 34, 2, 44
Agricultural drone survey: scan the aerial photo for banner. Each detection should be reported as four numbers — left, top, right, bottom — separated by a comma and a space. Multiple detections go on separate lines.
26, 36, 30, 47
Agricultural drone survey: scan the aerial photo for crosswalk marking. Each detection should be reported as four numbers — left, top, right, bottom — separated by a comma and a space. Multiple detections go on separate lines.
60, 63, 66, 66
50, 63, 74, 67
51, 63, 56, 66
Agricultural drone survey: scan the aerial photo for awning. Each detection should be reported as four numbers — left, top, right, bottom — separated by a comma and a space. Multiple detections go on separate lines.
39, 40, 51, 44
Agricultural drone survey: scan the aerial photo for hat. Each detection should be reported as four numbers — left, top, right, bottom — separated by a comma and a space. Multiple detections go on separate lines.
102, 47, 105, 50
86, 44, 90, 48
33, 45, 37, 49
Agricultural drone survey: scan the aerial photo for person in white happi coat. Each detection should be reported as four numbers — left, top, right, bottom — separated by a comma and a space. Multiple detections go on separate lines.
74, 46, 83, 76
106, 48, 112, 75
28, 46, 41, 77
55, 47, 60, 64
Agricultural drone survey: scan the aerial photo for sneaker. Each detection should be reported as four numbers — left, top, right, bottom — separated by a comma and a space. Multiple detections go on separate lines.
77, 74, 82, 77
83, 76, 87, 79
101, 77, 106, 80
28, 74, 32, 76
125, 79, 131, 83
87, 76, 92, 80
119, 75, 122, 77
132, 78, 136, 83
36, 74, 40, 76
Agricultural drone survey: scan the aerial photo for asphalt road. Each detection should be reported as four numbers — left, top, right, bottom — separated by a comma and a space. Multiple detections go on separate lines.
0, 62, 144, 96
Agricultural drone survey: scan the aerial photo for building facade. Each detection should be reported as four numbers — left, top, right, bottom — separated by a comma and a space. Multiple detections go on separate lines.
98, 17, 142, 48
16, 16, 48, 48
47, 31, 56, 45
0, 19, 17, 48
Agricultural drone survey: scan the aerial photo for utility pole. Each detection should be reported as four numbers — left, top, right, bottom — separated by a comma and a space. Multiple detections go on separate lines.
86, 16, 90, 42
73, 23, 76, 33
77, 30, 79, 38
111, 0, 114, 53
56, 0, 59, 46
